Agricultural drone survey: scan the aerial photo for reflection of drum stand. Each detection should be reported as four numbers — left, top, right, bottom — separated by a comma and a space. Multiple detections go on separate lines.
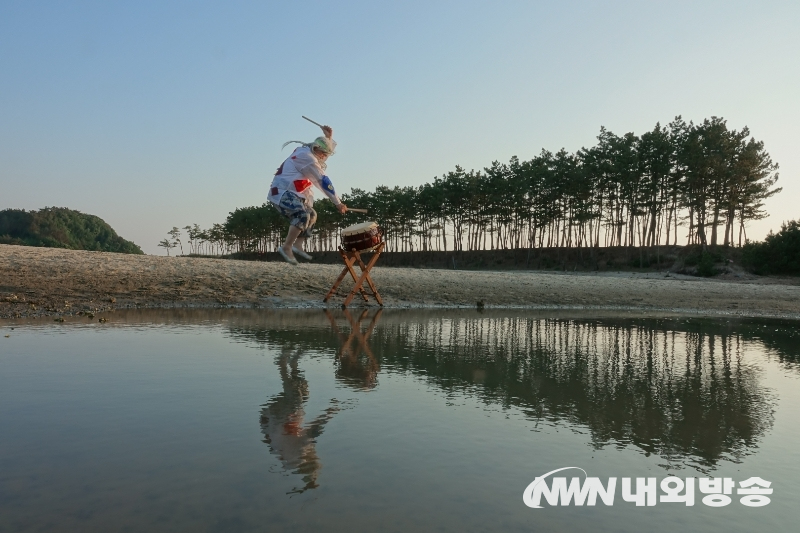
323, 222, 385, 308
325, 308, 382, 364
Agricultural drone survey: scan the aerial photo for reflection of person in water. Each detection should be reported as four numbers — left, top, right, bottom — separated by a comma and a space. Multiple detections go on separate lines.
258, 310, 383, 493
259, 346, 340, 494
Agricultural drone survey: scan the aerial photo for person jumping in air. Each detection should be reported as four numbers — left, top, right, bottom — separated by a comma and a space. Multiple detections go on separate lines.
268, 124, 347, 265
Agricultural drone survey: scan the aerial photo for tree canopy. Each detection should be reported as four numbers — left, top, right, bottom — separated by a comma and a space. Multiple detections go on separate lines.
741, 220, 800, 275
0, 207, 143, 254
170, 116, 781, 256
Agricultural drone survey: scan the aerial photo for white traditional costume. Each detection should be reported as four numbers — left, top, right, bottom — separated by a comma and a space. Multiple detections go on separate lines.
268, 135, 343, 264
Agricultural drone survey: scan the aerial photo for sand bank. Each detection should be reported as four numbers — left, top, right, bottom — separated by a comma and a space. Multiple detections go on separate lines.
1, 244, 799, 320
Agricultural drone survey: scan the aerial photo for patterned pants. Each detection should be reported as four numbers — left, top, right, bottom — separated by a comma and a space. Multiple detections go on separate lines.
274, 191, 317, 238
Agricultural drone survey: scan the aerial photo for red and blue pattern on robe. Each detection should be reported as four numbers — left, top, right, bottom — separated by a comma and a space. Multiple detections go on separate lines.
293, 179, 312, 193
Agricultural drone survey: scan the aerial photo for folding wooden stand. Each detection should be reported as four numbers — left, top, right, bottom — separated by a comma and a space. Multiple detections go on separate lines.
323, 242, 385, 308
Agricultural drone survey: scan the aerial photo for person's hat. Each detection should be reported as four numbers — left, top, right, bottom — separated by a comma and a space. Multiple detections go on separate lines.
311, 136, 336, 155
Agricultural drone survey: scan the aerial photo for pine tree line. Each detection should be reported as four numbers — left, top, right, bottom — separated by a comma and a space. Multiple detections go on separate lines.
165, 116, 780, 255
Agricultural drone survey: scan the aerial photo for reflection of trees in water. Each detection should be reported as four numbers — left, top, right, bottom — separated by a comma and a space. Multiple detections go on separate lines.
127, 307, 800, 373
371, 317, 774, 470
230, 313, 777, 483
717, 320, 800, 369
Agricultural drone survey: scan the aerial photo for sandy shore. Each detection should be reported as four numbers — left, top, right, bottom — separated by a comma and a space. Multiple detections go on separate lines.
1, 244, 799, 320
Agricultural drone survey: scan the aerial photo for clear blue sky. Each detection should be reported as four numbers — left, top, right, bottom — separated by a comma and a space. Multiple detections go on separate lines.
2, 1, 798, 254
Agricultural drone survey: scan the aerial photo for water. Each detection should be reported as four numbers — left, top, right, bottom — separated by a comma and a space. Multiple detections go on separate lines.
1, 309, 799, 532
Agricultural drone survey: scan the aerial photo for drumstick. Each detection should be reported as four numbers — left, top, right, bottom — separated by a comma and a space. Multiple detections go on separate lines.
348, 208, 368, 213
302, 116, 325, 130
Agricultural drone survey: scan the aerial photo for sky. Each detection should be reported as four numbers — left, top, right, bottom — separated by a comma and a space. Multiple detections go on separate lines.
1, 0, 798, 254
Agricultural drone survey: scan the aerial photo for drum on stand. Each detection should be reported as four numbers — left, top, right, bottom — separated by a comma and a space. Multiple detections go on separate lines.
326, 221, 386, 307
341, 221, 383, 252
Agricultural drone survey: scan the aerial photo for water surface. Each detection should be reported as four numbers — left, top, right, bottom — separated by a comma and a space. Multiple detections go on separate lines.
1, 309, 799, 532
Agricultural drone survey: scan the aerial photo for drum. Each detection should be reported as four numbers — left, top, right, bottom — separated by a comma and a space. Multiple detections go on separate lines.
341, 221, 383, 252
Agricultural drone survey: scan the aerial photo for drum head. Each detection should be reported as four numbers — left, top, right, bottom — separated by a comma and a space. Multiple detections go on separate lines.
341, 221, 377, 236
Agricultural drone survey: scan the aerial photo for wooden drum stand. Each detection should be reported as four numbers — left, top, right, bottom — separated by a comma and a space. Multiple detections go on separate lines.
323, 242, 385, 308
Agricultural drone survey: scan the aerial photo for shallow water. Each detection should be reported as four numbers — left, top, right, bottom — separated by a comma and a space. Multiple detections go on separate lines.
1, 309, 799, 532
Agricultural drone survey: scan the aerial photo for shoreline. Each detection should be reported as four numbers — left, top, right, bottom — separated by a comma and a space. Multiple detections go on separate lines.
2, 244, 800, 321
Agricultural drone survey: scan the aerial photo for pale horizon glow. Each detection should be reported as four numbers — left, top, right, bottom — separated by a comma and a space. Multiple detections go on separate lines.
1, 1, 798, 254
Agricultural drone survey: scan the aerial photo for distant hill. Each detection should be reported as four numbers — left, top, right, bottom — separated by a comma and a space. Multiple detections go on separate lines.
0, 207, 143, 254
